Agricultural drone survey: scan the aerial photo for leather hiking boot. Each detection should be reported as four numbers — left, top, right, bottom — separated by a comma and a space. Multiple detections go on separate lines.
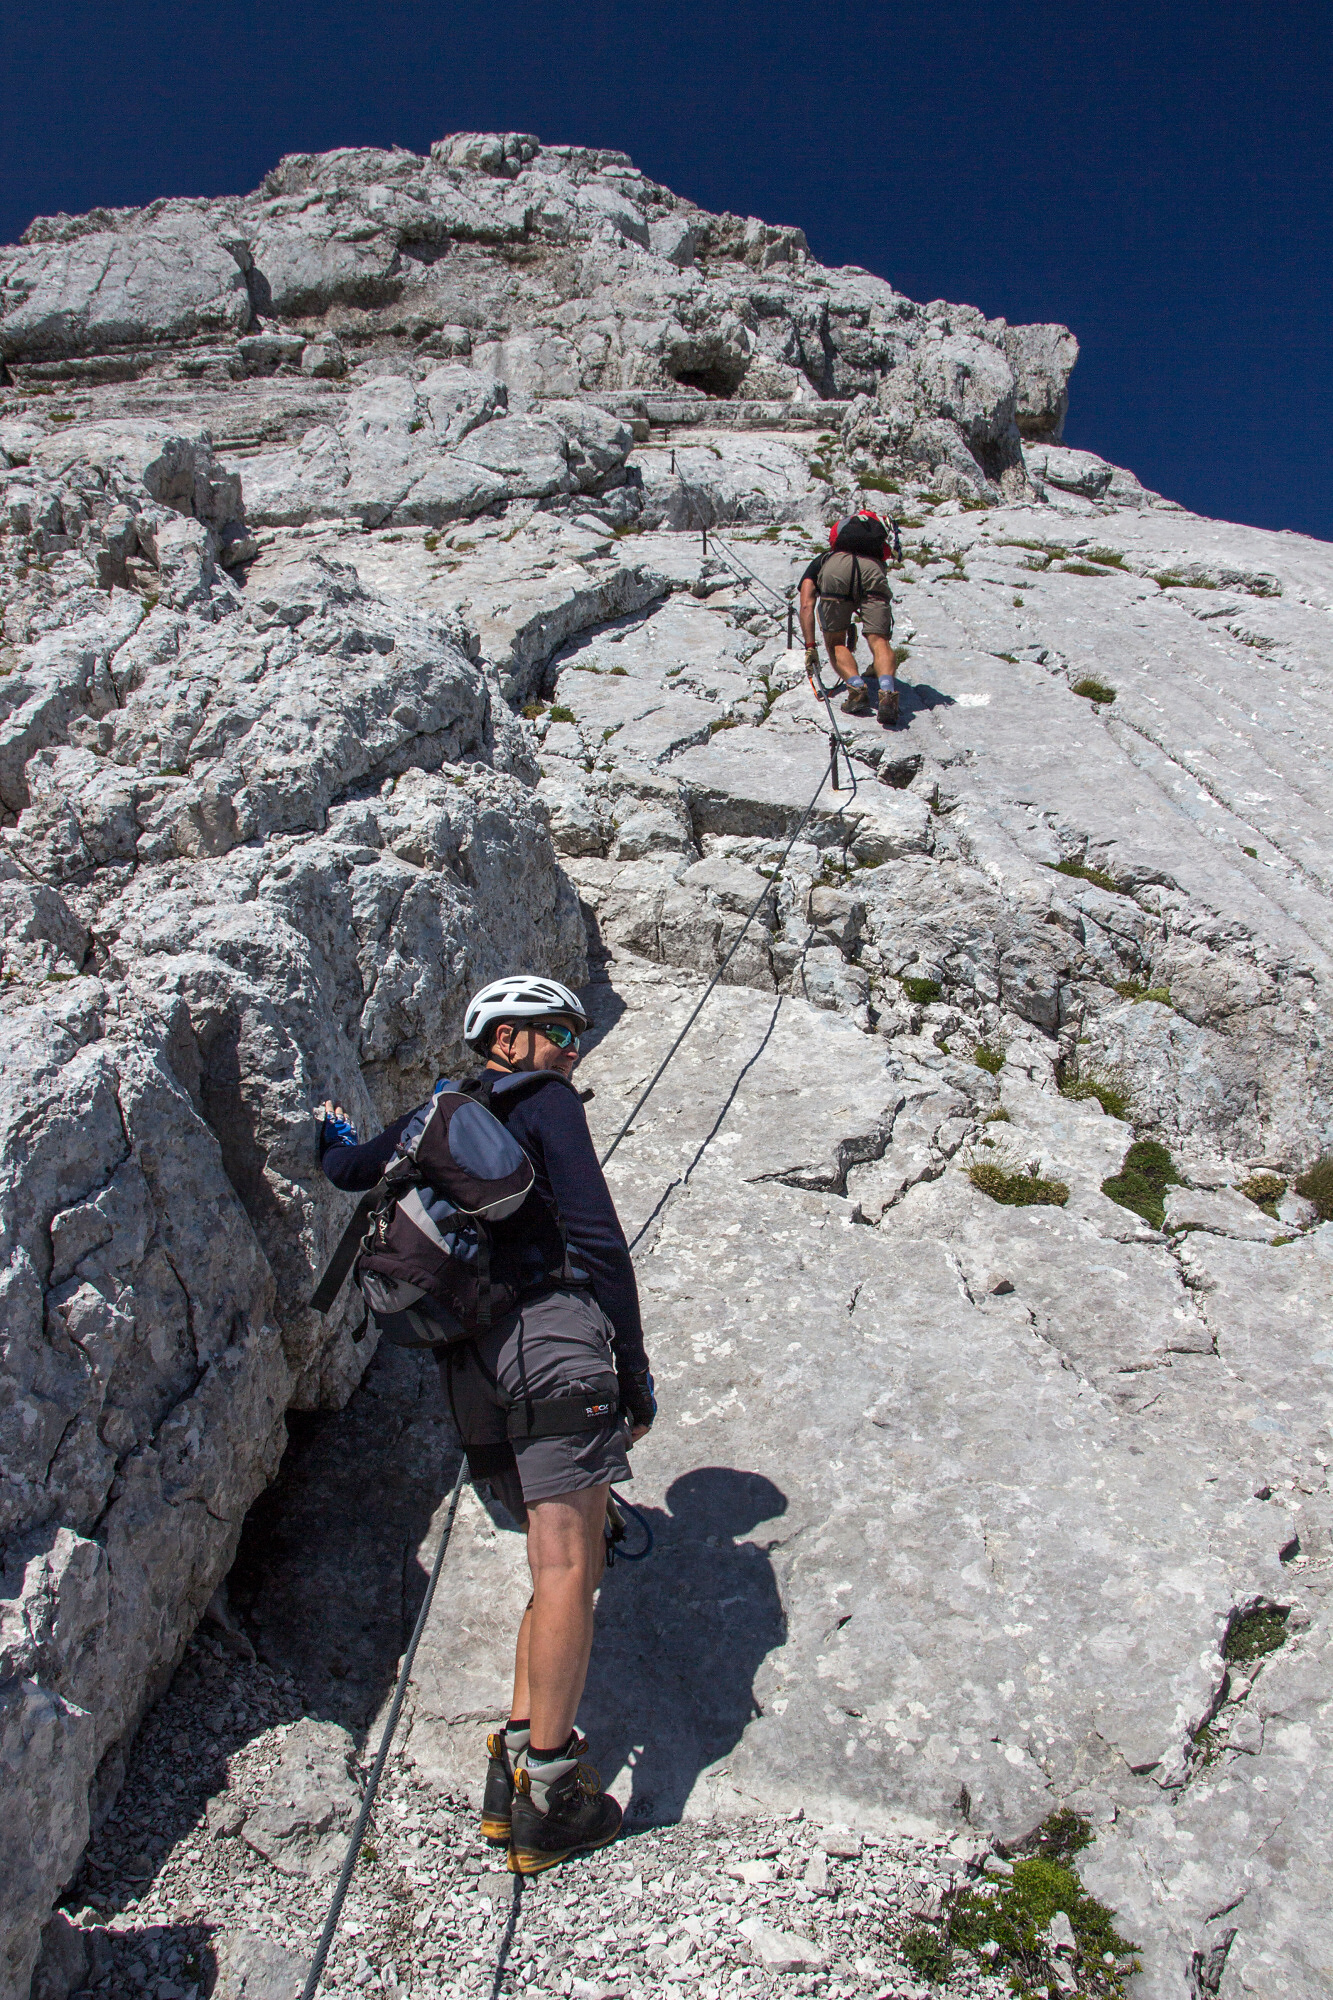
878, 681, 900, 727
481, 1730, 518, 1844
508, 1756, 622, 1875
483, 1726, 584, 1844
840, 684, 873, 717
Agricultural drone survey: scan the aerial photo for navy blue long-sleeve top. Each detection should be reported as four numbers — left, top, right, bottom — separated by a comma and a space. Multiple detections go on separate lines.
320, 1072, 648, 1374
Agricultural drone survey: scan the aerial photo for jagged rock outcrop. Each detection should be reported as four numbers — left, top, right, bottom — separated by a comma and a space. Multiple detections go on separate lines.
2, 132, 1331, 2000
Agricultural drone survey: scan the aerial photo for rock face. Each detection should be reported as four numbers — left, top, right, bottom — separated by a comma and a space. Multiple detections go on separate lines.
2, 133, 1331, 2000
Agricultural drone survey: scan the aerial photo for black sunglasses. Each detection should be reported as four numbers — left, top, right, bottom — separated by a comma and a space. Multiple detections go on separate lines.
537, 1021, 581, 1051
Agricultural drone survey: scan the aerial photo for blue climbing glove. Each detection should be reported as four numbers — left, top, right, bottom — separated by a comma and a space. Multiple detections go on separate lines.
320, 1111, 358, 1150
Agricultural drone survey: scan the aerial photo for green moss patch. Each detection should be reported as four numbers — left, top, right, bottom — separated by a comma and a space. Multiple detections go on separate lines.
1071, 676, 1117, 703
900, 1926, 953, 1983
970, 1159, 1070, 1207
1224, 1605, 1288, 1664
1018, 1808, 1094, 1866
946, 1854, 1138, 1997
1047, 857, 1122, 895
1113, 978, 1171, 1005
1294, 1154, 1333, 1221
858, 472, 900, 494
901, 975, 942, 1005
1238, 1172, 1286, 1219
547, 705, 576, 724
973, 1043, 1005, 1074
1101, 1139, 1182, 1228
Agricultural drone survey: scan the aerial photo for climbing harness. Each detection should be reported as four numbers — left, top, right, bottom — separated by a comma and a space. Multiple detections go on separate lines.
299, 1453, 468, 2000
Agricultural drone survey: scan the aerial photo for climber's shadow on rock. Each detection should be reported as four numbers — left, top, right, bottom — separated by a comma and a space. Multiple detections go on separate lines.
580, 1467, 787, 1826
900, 679, 954, 714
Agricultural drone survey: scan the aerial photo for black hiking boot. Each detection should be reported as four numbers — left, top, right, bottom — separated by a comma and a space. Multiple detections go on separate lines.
878, 681, 899, 727
482, 1725, 584, 1843
508, 1751, 622, 1875
481, 1730, 519, 1844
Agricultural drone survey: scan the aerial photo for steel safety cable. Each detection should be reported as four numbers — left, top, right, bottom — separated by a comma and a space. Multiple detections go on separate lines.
300, 1453, 469, 2000
599, 752, 848, 1169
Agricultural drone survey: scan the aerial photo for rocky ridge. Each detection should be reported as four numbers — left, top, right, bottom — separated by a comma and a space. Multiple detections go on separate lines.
2, 133, 1330, 2000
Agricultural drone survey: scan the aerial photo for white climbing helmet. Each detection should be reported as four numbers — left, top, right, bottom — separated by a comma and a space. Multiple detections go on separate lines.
463, 974, 590, 1050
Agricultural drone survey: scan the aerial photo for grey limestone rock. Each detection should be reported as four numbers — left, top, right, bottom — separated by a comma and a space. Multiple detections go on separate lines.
2, 131, 1332, 2000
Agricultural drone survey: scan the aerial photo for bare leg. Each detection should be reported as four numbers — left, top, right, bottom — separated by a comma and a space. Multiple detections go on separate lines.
868, 634, 896, 686
824, 631, 859, 685
509, 1600, 533, 1722
523, 1486, 609, 1747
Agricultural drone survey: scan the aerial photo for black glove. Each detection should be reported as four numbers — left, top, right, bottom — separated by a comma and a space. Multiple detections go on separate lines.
618, 1367, 656, 1433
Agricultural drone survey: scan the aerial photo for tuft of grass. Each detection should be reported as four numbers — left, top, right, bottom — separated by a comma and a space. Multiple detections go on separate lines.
969, 1155, 1070, 1208
423, 531, 440, 551
609, 664, 628, 676
1224, 1606, 1288, 1665
1113, 979, 1171, 1006
1061, 560, 1112, 576
1238, 1171, 1286, 1219
859, 472, 900, 494
900, 1928, 952, 1984
901, 975, 942, 1005
973, 1043, 1005, 1074
1154, 570, 1217, 591
1084, 547, 1126, 568
407, 418, 425, 433
708, 714, 740, 735
1071, 677, 1117, 704
947, 1854, 1137, 1998
960, 494, 992, 511
1271, 1234, 1295, 1246
1101, 1138, 1182, 1229
1060, 1068, 1132, 1121
547, 705, 576, 724
1240, 844, 1258, 858
1047, 857, 1122, 895
360, 1842, 378, 1865
985, 1108, 1012, 1124
1294, 1154, 1333, 1221
1012, 594, 1024, 606
521, 702, 547, 721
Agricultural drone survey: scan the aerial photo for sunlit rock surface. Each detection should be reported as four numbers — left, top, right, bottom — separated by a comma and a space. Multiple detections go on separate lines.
2, 132, 1330, 2000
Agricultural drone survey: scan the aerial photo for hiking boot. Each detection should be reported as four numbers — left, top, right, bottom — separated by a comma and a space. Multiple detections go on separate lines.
481, 1730, 520, 1844
878, 681, 900, 727
508, 1751, 623, 1875
840, 681, 873, 717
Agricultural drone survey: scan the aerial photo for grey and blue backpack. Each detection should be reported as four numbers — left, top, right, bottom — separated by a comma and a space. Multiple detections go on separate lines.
311, 1074, 568, 1348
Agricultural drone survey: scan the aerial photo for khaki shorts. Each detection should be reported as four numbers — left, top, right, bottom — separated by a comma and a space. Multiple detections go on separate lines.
438, 1287, 631, 1524
817, 550, 894, 639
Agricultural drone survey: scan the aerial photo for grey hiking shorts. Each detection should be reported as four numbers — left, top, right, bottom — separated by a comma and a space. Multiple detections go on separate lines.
817, 551, 894, 639
438, 1287, 631, 1524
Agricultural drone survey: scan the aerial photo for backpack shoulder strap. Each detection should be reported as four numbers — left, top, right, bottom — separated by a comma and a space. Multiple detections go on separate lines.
310, 1188, 382, 1313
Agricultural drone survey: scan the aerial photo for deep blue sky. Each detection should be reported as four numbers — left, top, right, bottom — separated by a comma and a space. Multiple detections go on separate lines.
3, 2, 1328, 539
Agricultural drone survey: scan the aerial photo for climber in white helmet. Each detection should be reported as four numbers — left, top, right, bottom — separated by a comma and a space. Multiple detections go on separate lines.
316, 973, 653, 1874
